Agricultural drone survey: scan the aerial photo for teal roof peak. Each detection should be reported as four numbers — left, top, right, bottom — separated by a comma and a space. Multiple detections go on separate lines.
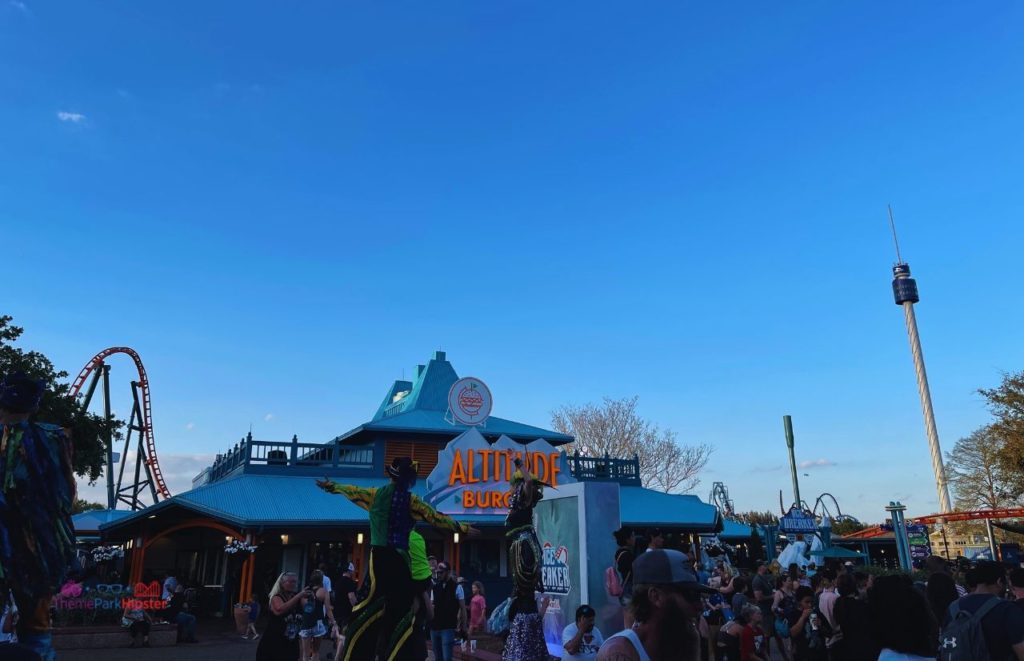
372, 350, 458, 421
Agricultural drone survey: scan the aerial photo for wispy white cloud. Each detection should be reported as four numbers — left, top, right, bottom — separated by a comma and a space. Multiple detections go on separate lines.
185, 422, 195, 431
57, 111, 86, 123
798, 458, 836, 469
264, 413, 274, 422
9, 1, 29, 14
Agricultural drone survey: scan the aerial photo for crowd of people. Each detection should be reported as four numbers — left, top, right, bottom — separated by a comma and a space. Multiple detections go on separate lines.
586, 534, 1024, 661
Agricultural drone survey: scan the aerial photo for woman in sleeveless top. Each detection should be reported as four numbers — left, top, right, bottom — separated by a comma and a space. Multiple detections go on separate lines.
716, 617, 744, 661
299, 570, 334, 661
257, 571, 304, 661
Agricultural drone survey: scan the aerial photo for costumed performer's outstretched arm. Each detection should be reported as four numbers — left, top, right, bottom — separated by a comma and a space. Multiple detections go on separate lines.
410, 495, 476, 534
316, 479, 376, 511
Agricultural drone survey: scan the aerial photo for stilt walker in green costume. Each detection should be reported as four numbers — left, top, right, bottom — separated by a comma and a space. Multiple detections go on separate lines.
318, 457, 475, 661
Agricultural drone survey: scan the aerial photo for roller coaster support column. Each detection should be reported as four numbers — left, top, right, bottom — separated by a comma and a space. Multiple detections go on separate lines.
102, 364, 114, 509
885, 501, 912, 572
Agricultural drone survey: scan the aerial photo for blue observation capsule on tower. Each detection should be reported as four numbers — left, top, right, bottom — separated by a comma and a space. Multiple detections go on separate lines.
891, 263, 920, 305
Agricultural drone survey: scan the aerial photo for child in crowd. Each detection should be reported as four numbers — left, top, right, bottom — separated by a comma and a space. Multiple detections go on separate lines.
244, 593, 261, 640
469, 581, 487, 635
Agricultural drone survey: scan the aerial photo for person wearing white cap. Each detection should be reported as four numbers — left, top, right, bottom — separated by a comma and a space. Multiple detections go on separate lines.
597, 549, 713, 661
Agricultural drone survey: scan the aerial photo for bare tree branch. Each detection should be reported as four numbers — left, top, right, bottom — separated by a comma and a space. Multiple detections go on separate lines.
944, 425, 1018, 511
551, 396, 712, 493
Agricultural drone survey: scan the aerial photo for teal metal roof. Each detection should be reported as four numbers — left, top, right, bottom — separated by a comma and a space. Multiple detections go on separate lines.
618, 487, 722, 533
719, 519, 754, 539
341, 410, 572, 444
72, 509, 134, 534
100, 476, 721, 534
101, 475, 395, 532
339, 350, 572, 444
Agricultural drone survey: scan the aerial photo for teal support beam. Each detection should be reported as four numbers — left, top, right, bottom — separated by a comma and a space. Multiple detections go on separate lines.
783, 415, 801, 508
885, 501, 913, 572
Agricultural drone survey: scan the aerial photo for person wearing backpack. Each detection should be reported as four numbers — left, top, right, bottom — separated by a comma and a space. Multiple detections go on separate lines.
940, 560, 1024, 661
610, 527, 636, 627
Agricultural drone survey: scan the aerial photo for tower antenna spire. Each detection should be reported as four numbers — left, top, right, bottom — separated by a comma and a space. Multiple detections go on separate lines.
888, 204, 904, 265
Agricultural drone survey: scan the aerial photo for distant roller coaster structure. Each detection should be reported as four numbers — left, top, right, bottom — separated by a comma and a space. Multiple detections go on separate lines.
70, 347, 170, 510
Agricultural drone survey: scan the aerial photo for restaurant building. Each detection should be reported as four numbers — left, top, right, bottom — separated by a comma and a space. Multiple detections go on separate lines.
98, 351, 723, 612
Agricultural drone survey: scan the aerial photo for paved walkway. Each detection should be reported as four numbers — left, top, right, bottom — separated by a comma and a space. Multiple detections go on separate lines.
58, 622, 345, 661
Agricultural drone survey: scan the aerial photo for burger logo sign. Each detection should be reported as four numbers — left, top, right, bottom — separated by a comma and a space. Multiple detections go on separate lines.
447, 377, 492, 426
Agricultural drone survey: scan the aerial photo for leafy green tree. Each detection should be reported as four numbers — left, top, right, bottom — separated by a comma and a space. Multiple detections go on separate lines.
831, 519, 867, 536
0, 314, 121, 483
979, 372, 1024, 498
735, 510, 779, 526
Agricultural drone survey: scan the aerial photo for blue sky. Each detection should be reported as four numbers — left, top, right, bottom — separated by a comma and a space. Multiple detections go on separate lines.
3, 2, 1023, 522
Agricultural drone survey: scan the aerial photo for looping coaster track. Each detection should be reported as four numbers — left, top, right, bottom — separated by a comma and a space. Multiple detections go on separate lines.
71, 347, 171, 509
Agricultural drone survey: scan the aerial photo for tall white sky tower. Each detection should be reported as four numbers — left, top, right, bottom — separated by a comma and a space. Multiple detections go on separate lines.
889, 206, 953, 514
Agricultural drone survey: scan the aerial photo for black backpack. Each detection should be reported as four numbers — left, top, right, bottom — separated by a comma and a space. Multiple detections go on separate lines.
938, 597, 1001, 661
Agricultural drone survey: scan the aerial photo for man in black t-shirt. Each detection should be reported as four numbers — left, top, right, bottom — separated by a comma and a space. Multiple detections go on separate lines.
946, 561, 1024, 660
334, 563, 359, 628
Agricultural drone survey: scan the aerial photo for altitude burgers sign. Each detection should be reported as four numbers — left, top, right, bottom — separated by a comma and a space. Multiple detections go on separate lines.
425, 428, 576, 514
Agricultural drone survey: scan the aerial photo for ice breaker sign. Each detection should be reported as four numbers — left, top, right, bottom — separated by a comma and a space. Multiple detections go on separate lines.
541, 542, 572, 595
779, 507, 818, 534
447, 377, 492, 426
424, 428, 576, 514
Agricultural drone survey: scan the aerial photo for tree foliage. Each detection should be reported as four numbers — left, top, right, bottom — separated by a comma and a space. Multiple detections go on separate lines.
0, 314, 121, 483
979, 371, 1024, 498
945, 425, 1017, 511
831, 519, 867, 536
72, 498, 106, 514
735, 510, 779, 526
551, 396, 712, 493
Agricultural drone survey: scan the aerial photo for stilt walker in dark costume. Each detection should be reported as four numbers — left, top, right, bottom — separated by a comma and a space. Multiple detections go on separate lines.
0, 373, 77, 661
318, 457, 474, 661
502, 451, 549, 661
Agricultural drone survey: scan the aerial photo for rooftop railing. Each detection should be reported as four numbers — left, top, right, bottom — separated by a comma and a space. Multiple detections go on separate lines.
208, 433, 374, 483
205, 434, 640, 486
567, 452, 642, 486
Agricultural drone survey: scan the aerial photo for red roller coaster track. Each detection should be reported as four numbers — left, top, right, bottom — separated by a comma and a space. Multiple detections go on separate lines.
69, 347, 171, 499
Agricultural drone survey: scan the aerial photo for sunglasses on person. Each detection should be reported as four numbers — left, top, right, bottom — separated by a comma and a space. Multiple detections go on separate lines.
95, 584, 126, 594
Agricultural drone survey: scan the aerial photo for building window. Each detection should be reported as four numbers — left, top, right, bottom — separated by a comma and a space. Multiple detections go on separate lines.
385, 440, 441, 475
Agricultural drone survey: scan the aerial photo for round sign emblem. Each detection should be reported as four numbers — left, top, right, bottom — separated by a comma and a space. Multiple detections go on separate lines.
447, 377, 493, 426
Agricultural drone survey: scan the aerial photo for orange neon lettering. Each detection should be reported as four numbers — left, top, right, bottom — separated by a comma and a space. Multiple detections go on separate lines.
495, 450, 503, 480
450, 451, 466, 486
463, 490, 474, 508
549, 454, 561, 485
466, 449, 478, 483
479, 449, 491, 481
532, 452, 548, 483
